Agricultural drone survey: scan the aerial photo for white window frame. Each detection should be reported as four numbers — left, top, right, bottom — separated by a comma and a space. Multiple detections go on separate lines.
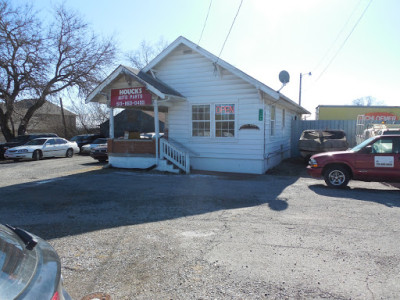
191, 104, 211, 137
214, 103, 236, 138
270, 105, 276, 137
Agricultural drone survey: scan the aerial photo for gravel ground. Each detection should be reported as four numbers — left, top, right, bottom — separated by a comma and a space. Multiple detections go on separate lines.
1, 157, 399, 299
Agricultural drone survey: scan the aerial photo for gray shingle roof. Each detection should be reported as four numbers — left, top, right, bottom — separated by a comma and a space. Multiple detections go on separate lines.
122, 65, 183, 98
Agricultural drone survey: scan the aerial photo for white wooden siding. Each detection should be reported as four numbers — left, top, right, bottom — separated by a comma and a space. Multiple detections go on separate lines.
263, 99, 296, 171
156, 45, 265, 162
151, 44, 300, 173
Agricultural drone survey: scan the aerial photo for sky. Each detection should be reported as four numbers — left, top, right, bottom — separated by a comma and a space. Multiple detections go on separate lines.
13, 0, 400, 119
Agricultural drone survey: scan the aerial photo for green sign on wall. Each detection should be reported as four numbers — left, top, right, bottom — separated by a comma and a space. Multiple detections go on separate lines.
258, 109, 263, 121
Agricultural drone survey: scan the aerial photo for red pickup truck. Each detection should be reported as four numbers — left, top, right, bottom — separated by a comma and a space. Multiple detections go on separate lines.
307, 135, 400, 188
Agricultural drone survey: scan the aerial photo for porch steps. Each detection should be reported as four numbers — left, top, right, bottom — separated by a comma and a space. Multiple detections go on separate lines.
159, 138, 190, 174
156, 159, 181, 174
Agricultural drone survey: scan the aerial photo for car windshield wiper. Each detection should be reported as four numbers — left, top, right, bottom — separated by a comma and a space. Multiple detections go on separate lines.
5, 224, 38, 250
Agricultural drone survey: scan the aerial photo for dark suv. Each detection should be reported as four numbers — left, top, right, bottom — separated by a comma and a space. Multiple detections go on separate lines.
70, 134, 103, 152
298, 129, 348, 162
0, 133, 58, 159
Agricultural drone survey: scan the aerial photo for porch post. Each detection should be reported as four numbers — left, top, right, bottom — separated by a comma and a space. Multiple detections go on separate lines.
154, 98, 159, 166
109, 107, 114, 139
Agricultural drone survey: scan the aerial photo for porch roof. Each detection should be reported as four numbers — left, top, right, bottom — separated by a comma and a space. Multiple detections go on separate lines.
86, 65, 186, 105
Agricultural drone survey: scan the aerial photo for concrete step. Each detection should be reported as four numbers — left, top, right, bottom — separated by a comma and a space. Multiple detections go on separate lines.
156, 159, 180, 174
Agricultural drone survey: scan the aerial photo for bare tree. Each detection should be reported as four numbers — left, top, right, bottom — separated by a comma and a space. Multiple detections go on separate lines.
70, 99, 109, 133
125, 37, 168, 69
0, 1, 117, 141
0, 2, 43, 140
352, 96, 385, 106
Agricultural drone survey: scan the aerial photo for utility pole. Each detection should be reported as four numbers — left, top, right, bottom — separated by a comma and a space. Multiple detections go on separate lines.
59, 97, 68, 138
299, 72, 312, 106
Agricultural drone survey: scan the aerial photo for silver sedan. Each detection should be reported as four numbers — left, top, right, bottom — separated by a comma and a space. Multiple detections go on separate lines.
80, 138, 108, 154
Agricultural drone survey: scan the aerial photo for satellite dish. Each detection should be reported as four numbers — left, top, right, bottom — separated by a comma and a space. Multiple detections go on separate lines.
278, 70, 290, 92
279, 70, 290, 84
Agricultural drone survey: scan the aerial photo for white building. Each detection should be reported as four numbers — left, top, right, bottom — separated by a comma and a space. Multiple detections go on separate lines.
86, 36, 309, 174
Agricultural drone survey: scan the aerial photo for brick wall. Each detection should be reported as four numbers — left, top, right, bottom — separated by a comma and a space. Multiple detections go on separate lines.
108, 139, 156, 154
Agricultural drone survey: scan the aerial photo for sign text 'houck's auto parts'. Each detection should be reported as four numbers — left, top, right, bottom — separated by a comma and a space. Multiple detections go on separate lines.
111, 87, 152, 107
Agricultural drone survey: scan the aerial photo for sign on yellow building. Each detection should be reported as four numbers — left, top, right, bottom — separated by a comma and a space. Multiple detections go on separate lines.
316, 105, 400, 121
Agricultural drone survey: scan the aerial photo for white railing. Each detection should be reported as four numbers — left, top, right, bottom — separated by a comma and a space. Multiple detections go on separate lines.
160, 138, 190, 174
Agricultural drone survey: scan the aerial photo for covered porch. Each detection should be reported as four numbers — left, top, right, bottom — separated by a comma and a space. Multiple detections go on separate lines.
86, 65, 190, 174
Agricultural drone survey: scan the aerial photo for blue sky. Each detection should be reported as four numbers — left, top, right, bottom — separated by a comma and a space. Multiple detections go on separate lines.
14, 0, 400, 118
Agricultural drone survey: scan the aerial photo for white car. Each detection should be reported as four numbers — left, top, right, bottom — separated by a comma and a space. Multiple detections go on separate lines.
140, 132, 164, 139
80, 138, 108, 154
4, 137, 80, 161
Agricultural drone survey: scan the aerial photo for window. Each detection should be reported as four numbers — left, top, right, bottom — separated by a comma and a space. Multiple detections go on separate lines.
192, 105, 210, 137
282, 109, 286, 129
372, 138, 394, 154
215, 104, 235, 137
56, 138, 67, 144
270, 105, 276, 136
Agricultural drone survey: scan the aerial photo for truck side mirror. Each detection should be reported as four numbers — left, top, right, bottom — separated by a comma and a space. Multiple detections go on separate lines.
363, 145, 372, 154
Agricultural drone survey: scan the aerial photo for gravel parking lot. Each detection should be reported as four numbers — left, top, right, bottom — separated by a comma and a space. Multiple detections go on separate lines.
1, 157, 399, 299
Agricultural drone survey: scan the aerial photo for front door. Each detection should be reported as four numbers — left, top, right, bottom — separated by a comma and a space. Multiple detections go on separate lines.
43, 139, 57, 157
354, 137, 400, 182
54, 138, 68, 156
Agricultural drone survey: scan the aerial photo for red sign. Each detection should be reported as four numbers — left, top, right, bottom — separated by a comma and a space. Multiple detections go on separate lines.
215, 104, 235, 114
110, 87, 152, 107
364, 112, 398, 122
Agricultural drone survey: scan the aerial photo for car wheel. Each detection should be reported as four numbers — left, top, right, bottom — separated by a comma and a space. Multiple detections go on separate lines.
66, 148, 73, 158
324, 165, 350, 188
32, 150, 41, 161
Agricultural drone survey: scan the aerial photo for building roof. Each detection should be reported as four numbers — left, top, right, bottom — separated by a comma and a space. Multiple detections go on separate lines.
86, 65, 185, 104
136, 69, 183, 98
1, 100, 75, 116
87, 36, 309, 115
143, 36, 309, 115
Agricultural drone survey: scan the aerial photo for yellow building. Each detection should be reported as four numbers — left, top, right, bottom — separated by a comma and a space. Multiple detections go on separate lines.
316, 105, 400, 121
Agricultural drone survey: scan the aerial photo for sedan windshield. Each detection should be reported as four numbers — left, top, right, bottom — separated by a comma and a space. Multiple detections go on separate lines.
92, 138, 107, 144
70, 136, 80, 142
25, 139, 46, 146
10, 136, 29, 143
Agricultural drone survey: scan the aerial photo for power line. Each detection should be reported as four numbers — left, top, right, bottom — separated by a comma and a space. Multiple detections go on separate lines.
216, 0, 243, 64
198, 0, 213, 45
313, 0, 364, 72
316, 0, 373, 81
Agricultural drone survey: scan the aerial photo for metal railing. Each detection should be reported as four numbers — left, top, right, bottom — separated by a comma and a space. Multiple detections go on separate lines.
160, 138, 190, 174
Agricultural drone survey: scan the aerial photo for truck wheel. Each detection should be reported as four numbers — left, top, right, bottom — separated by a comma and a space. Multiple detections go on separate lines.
324, 165, 350, 188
